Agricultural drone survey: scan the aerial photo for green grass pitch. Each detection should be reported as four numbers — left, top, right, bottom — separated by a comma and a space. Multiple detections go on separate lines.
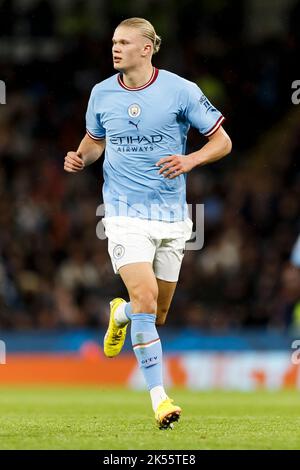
0, 387, 299, 449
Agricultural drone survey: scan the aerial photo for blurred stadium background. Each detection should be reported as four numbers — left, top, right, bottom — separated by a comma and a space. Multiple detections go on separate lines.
0, 0, 300, 394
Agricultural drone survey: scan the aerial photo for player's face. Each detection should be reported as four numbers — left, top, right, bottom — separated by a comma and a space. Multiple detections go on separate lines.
112, 26, 151, 71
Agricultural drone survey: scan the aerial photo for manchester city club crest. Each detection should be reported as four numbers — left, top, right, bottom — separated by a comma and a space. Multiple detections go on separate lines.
113, 244, 125, 260
128, 103, 141, 118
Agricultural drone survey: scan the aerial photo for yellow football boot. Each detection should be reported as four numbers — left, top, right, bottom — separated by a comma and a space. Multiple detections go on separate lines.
155, 398, 181, 429
103, 298, 128, 358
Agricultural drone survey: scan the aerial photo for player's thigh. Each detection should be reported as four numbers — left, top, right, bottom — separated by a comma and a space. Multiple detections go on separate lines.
119, 262, 159, 314
156, 278, 177, 326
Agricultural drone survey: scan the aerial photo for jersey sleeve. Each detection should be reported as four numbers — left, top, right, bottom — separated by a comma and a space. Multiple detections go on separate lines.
181, 82, 225, 137
85, 86, 106, 140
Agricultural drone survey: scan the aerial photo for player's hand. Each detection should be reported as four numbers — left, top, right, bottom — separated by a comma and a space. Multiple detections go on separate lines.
64, 151, 85, 172
156, 154, 196, 179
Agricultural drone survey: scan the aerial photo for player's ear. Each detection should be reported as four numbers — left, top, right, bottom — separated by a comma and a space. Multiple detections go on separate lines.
142, 43, 152, 56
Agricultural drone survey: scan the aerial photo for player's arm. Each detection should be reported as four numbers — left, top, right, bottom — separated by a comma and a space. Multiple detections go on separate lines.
64, 133, 105, 173
188, 126, 232, 167
156, 127, 231, 179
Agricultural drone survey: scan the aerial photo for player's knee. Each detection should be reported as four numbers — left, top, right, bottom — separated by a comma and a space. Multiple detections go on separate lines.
131, 286, 158, 314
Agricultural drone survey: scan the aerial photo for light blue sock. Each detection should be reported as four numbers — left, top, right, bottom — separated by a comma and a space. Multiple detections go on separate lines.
131, 313, 163, 390
125, 302, 133, 321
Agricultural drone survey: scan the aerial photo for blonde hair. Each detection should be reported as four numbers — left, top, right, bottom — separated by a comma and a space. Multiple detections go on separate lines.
117, 17, 161, 54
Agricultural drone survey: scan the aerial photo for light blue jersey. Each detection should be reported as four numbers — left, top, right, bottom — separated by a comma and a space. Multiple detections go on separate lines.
86, 68, 224, 221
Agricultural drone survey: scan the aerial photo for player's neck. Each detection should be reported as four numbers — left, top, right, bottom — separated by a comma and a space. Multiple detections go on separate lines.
122, 64, 154, 89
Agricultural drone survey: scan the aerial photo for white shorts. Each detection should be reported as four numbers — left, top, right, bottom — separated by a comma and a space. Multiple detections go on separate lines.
102, 216, 193, 282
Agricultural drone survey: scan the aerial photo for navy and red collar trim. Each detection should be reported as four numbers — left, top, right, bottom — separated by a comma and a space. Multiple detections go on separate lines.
117, 67, 159, 91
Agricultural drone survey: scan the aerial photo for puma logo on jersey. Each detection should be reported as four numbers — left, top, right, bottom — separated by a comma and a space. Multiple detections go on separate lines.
129, 120, 140, 130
